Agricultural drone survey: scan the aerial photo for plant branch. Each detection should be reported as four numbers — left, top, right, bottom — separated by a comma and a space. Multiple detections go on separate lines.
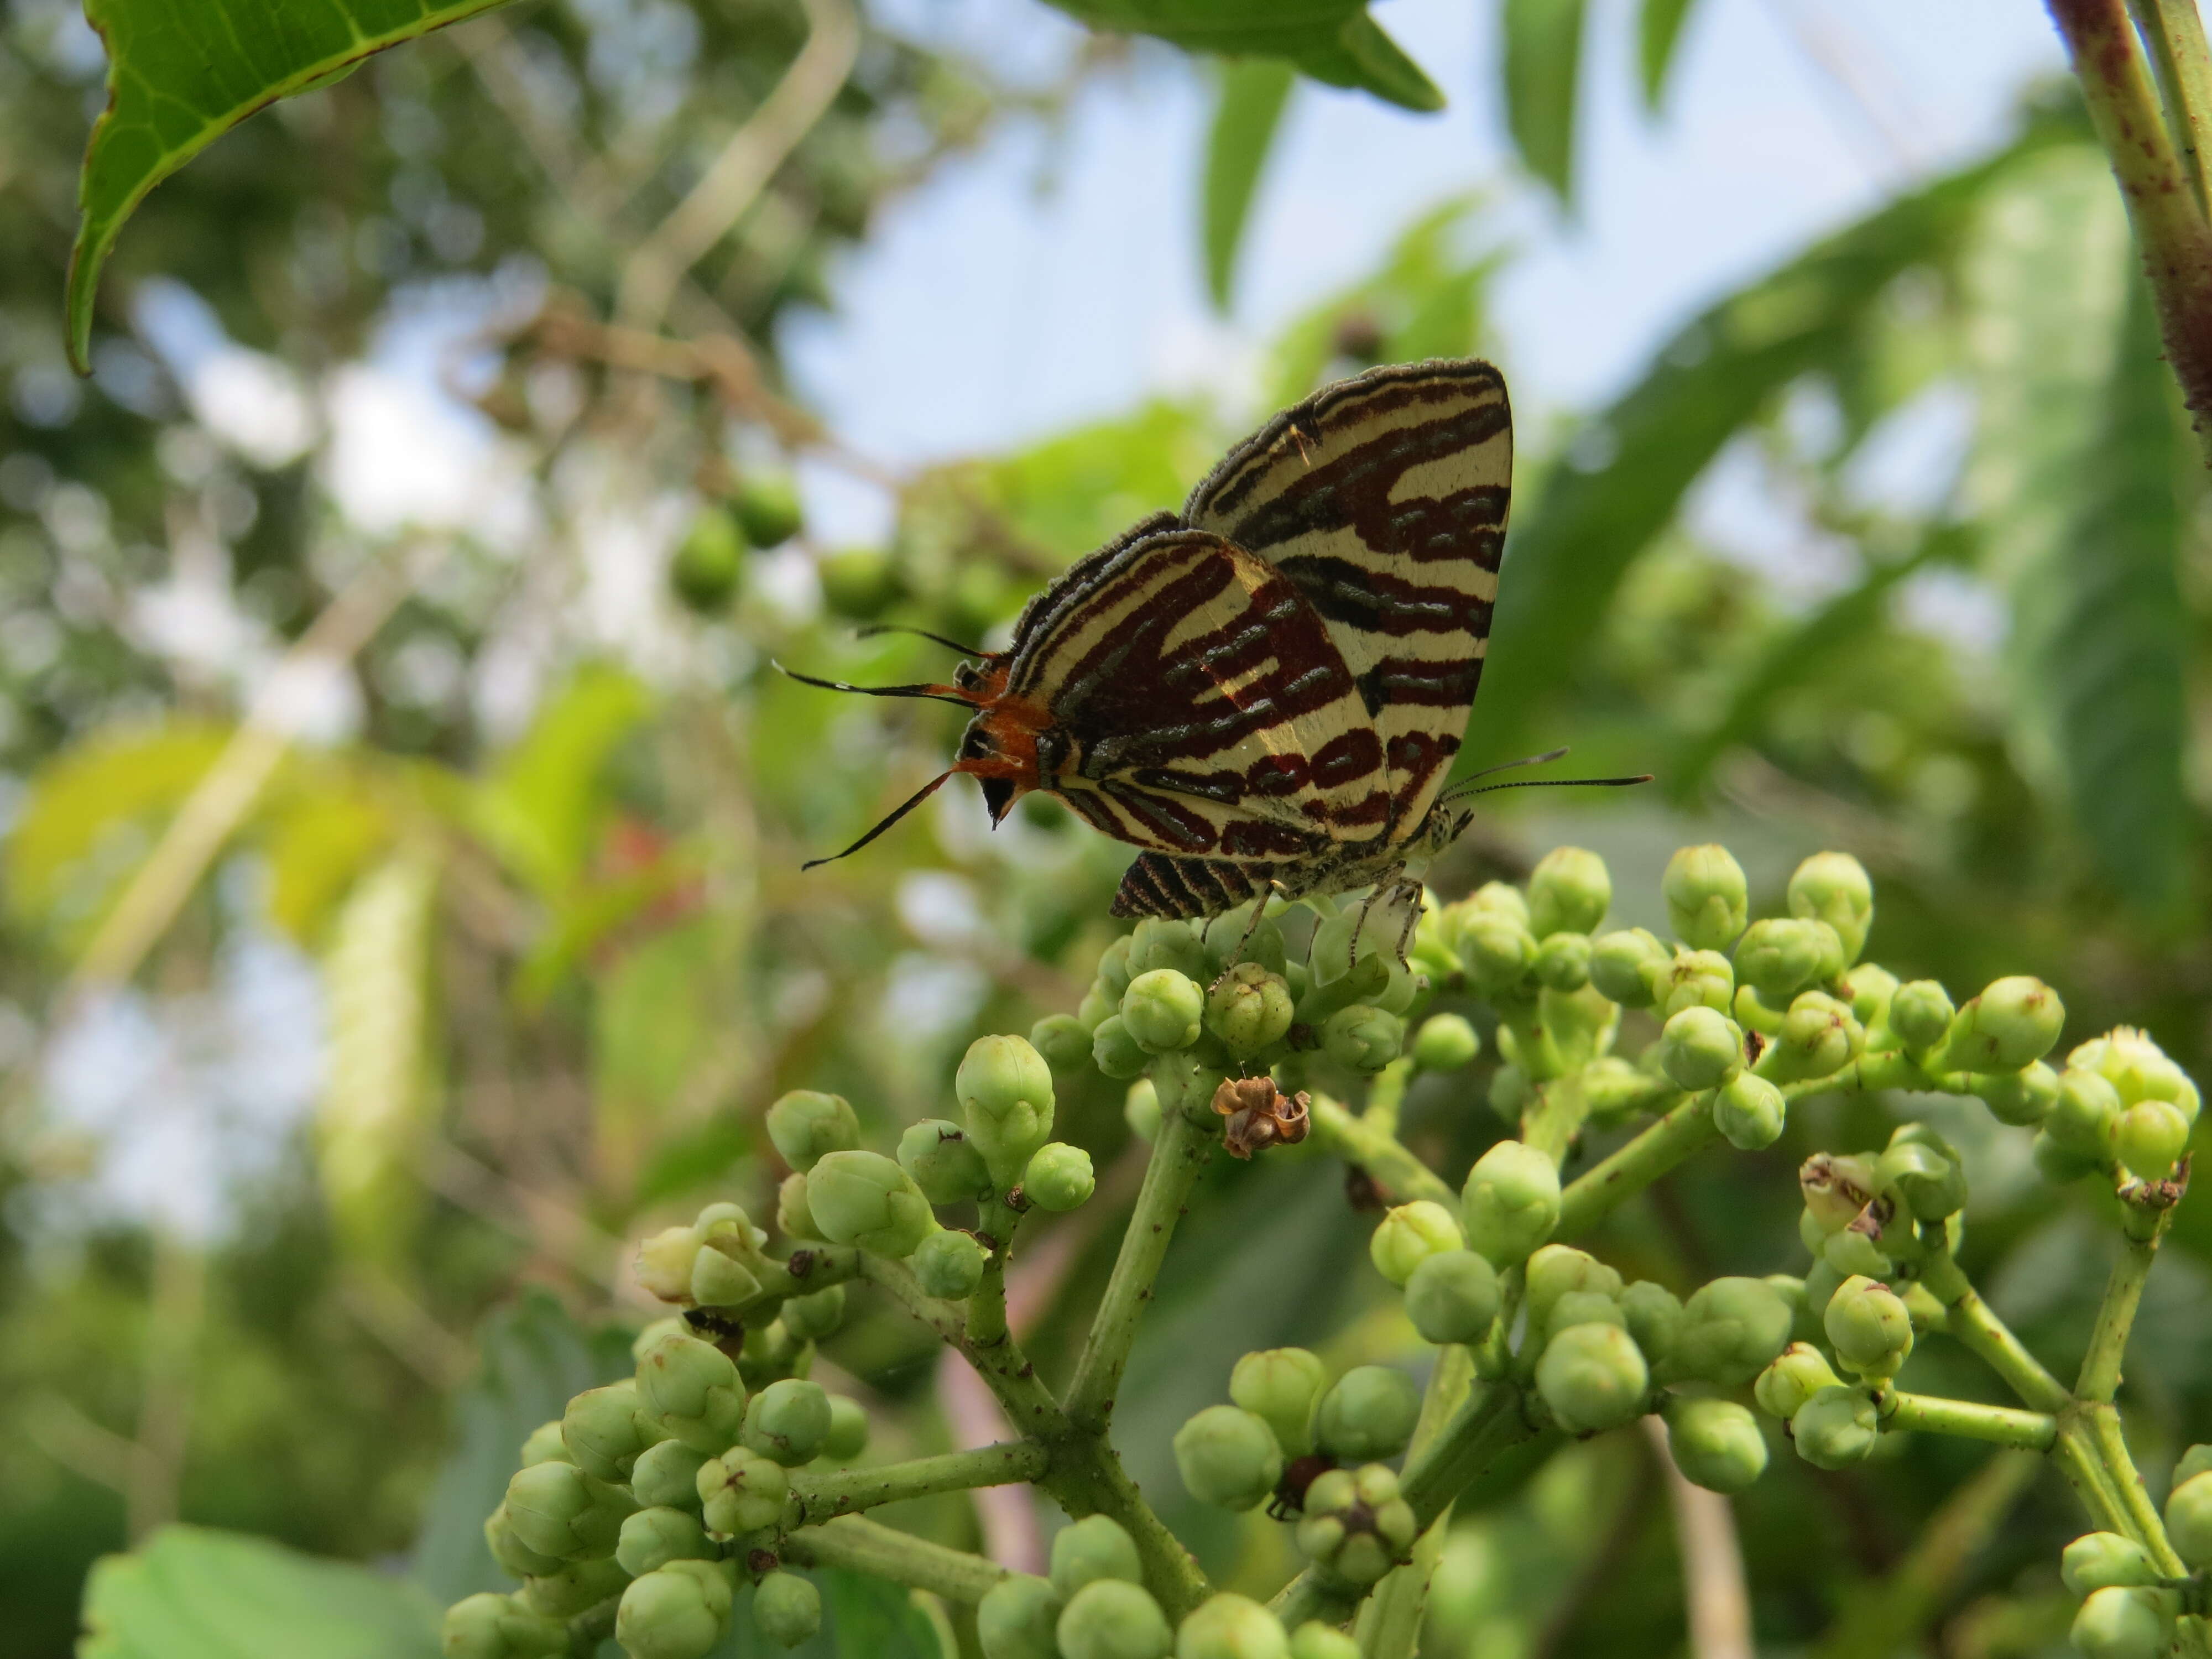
1306, 1094, 1457, 1208
781, 1515, 1010, 1604
787, 1442, 1050, 1526
1914, 1250, 2072, 1413
2053, 1418, 2142, 1539
2078, 1225, 2163, 1402
1554, 1091, 1706, 1240
1876, 1390, 2058, 1451
2127, 0, 2212, 212
2085, 1404, 2188, 1574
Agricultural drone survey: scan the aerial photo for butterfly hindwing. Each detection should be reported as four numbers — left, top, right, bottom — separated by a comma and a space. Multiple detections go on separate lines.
1183, 358, 1511, 844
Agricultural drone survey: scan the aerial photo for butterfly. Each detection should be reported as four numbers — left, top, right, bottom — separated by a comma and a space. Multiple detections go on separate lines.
787, 357, 1639, 948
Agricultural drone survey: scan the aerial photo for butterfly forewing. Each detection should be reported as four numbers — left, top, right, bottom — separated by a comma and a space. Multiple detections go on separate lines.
1183, 359, 1511, 844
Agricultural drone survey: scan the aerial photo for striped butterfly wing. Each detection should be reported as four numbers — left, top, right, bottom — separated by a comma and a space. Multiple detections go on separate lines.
1182, 357, 1511, 847
1002, 528, 1387, 865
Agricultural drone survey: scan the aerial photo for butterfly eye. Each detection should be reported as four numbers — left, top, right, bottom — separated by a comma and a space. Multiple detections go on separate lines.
958, 727, 995, 761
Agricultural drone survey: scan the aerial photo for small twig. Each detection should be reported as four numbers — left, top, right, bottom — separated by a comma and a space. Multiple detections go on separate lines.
128, 1232, 205, 1542
336, 1266, 477, 1389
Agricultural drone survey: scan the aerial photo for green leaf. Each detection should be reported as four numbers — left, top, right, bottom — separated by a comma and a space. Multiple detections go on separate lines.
1202, 59, 1296, 311
1503, 0, 1588, 201
66, 0, 523, 372
1473, 129, 2073, 764
1637, 0, 1699, 111
1037, 1, 1442, 113
471, 664, 654, 901
81, 1524, 440, 1658
408, 1291, 636, 1607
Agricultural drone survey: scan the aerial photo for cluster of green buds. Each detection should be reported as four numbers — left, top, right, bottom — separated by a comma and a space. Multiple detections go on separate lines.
978, 1514, 1361, 1659
2058, 1447, 2212, 1659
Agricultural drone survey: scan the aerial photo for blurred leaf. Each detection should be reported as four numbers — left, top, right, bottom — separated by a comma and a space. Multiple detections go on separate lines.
1039, 1, 1442, 113
472, 665, 654, 901
259, 777, 395, 947
318, 850, 440, 1266
592, 916, 729, 1194
512, 841, 707, 1010
66, 0, 521, 371
1202, 59, 1296, 311
408, 1291, 635, 1607
982, 400, 1217, 559
3, 722, 229, 950
81, 1524, 440, 1658
1637, 0, 1698, 111
1503, 0, 1588, 201
1475, 129, 2076, 765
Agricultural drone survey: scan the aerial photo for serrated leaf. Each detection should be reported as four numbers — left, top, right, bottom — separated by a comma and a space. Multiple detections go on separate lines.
81, 1525, 440, 1658
408, 1291, 636, 1607
66, 0, 523, 371
1503, 0, 1588, 201
1202, 59, 1296, 311
1637, 0, 1698, 111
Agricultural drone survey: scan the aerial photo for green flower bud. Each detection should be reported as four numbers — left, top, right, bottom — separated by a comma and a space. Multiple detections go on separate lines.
741, 1379, 831, 1467
979, 1575, 1065, 1659
1651, 950, 1736, 1019
765, 1091, 860, 1174
1173, 1405, 1284, 1511
1129, 917, 1208, 982
2116, 1098, 2191, 1179
1589, 928, 1667, 1008
1763, 991, 1863, 1082
1287, 1625, 1360, 1659
1662, 1396, 1768, 1494
1660, 1006, 1745, 1092
1313, 1365, 1422, 1462
806, 1151, 936, 1257
1488, 1062, 1532, 1120
1297, 1465, 1417, 1584
616, 1507, 711, 1579
630, 1439, 711, 1512
1405, 1250, 1503, 1345
1461, 1140, 1562, 1266
2049, 1070, 2123, 1157
1549, 1290, 1626, 1335
1094, 936, 1138, 1000
2165, 1470, 2212, 1567
1620, 1281, 1683, 1370
1820, 1223, 1889, 1280
1459, 911, 1537, 998
519, 1418, 571, 1467
1052, 1515, 1144, 1597
1824, 1276, 1913, 1378
959, 1034, 1059, 1183
688, 1248, 761, 1310
1464, 880, 1532, 925
781, 1285, 846, 1343
897, 1119, 990, 1205
504, 1460, 634, 1561
1321, 1004, 1404, 1073
1673, 1277, 1793, 1386
1529, 847, 1611, 937
1787, 852, 1873, 963
1799, 1260, 1846, 1337
695, 1448, 789, 1537
516, 1556, 629, 1620
1536, 1322, 1648, 1434
1734, 918, 1839, 1001
912, 1228, 988, 1300
1973, 1061, 2057, 1129
1123, 969, 1205, 1052
1663, 845, 1748, 951
1791, 1385, 1877, 1469
1207, 963, 1297, 1058
615, 1561, 732, 1659
1125, 1078, 1162, 1142
2063, 1532, 2162, 1597
1524, 1244, 1625, 1336
1754, 1342, 1843, 1420
1888, 981, 1955, 1056
1175, 1593, 1288, 1659
1031, 1013, 1095, 1072
1710, 1072, 1786, 1151
1948, 977, 2065, 1073
442, 1592, 567, 1659
1800, 1152, 1878, 1235
1411, 1013, 1481, 1072
637, 1226, 705, 1305
2176, 1443, 2212, 1486
2072, 1027, 2200, 1120
2072, 1587, 2176, 1659
1058, 1580, 1173, 1659
1025, 1142, 1097, 1212
1369, 1200, 1465, 1286
1230, 1348, 1326, 1458
754, 1571, 822, 1648
670, 507, 745, 614
1532, 931, 1593, 992
486, 1505, 566, 1580
563, 1380, 662, 1484
822, 1396, 868, 1462
1579, 1058, 1667, 1126
1876, 1140, 1966, 1222
776, 1175, 822, 1243
733, 472, 804, 548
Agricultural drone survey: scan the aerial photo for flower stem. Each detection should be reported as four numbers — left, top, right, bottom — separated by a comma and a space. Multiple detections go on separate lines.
1876, 1389, 2057, 1451
1554, 1089, 1707, 1240
1915, 1251, 2071, 1413
787, 1441, 1051, 1525
2078, 1228, 2162, 1402
2127, 0, 2212, 213
2086, 1402, 2189, 1574
1307, 1094, 1456, 1208
781, 1514, 1011, 1604
2054, 1416, 2142, 1540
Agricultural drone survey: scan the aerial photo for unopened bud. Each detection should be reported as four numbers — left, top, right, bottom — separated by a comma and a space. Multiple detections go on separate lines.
442, 1592, 567, 1659
1313, 1365, 1421, 1462
1175, 1593, 1288, 1659
1411, 1013, 1481, 1072
1057, 1580, 1173, 1659
1947, 977, 2065, 1073
1660, 1006, 1744, 1092
1786, 852, 1872, 963
1662, 845, 1748, 951
1712, 1072, 1786, 1150
1532, 930, 1592, 992
754, 1571, 822, 1648
898, 1119, 990, 1205
1460, 1140, 1561, 1266
806, 1151, 936, 1257
765, 1091, 859, 1173
1206, 963, 1296, 1057
1754, 1342, 1843, 1420
617, 1506, 712, 1579
1673, 1277, 1793, 1386
1051, 1515, 1144, 1597
1369, 1200, 1465, 1286
979, 1576, 1064, 1659
959, 1035, 1058, 1183
1031, 1013, 1095, 1072
1173, 1406, 1284, 1512
742, 1378, 831, 1467
1025, 1142, 1097, 1212
1123, 969, 1206, 1053
1404, 1249, 1502, 1346
2116, 1099, 2190, 1179
1976, 1060, 2059, 1128
2063, 1532, 2162, 1597
1230, 1348, 1326, 1458
1535, 1322, 1648, 1434
2072, 1586, 2178, 1659
1589, 928, 1666, 1007
695, 1448, 788, 1537
1662, 1396, 1767, 1493
1791, 1385, 1877, 1469
1734, 918, 1839, 1001
615, 1560, 732, 1659
637, 1333, 745, 1455
1824, 1275, 1913, 1377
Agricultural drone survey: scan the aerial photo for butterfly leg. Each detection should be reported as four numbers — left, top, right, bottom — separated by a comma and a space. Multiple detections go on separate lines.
1346, 867, 1409, 977
1207, 883, 1292, 992
1390, 879, 1429, 966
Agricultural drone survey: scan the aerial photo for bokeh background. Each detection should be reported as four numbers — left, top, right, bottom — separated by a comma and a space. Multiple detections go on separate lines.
3, 0, 2209, 1654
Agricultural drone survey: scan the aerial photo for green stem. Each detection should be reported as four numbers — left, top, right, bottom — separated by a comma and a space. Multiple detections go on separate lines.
1039, 1431, 1212, 1619
1064, 1102, 1209, 1431
2128, 0, 2212, 214
1362, 1058, 1415, 1141
2086, 1404, 2189, 1574
1876, 1389, 2057, 1451
859, 1253, 1065, 1432
1353, 1345, 1475, 1659
1307, 1094, 1456, 1208
781, 1515, 1010, 1604
787, 1441, 1050, 1525
1916, 1251, 2071, 1413
2054, 1417, 2142, 1540
968, 1198, 1024, 1352
2047, 0, 2212, 464
763, 1244, 864, 1303
1554, 1090, 1706, 1240
2078, 1230, 2161, 1402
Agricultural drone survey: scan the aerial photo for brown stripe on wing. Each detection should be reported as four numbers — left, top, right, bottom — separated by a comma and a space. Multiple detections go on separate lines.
1110, 853, 1279, 920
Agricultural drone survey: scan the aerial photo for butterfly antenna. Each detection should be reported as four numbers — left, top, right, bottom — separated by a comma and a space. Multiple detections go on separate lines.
771, 661, 975, 708
1437, 747, 1572, 804
802, 769, 958, 870
1454, 773, 1654, 799
854, 624, 993, 658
